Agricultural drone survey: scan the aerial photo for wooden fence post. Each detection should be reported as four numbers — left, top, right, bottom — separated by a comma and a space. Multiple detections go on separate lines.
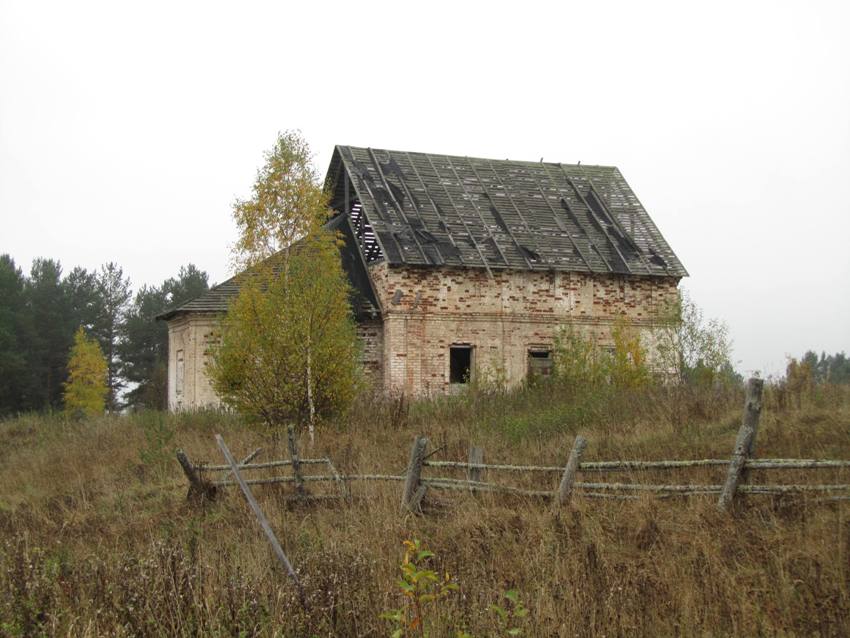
401, 435, 428, 513
215, 434, 306, 608
287, 425, 307, 501
176, 449, 216, 501
718, 378, 765, 511
468, 445, 484, 490
556, 435, 587, 506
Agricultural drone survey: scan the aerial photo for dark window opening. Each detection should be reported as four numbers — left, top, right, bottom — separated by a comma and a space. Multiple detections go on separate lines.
450, 346, 472, 384
528, 349, 553, 379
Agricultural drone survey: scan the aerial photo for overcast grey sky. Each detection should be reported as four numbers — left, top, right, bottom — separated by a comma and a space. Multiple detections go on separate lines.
1, 0, 848, 377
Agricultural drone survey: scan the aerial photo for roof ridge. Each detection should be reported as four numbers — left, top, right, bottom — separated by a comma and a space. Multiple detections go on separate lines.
337, 145, 617, 171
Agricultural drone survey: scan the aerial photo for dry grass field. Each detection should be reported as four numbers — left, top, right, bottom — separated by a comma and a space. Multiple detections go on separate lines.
1, 383, 849, 636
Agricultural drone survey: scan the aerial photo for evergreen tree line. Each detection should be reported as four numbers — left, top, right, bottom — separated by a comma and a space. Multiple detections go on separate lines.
797, 351, 850, 385
0, 254, 209, 417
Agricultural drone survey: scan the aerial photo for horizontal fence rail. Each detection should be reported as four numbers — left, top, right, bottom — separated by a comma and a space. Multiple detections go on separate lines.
423, 458, 850, 473
198, 459, 330, 472
175, 379, 849, 514
215, 474, 406, 487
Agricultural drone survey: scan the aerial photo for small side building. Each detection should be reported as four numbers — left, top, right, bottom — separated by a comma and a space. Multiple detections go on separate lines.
160, 146, 687, 410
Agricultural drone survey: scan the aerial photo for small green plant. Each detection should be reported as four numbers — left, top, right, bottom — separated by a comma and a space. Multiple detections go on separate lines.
470, 361, 508, 395
489, 589, 529, 636
381, 539, 459, 637
610, 319, 650, 389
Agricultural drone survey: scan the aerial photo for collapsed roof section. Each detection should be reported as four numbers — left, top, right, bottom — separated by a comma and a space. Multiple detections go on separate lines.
326, 146, 687, 278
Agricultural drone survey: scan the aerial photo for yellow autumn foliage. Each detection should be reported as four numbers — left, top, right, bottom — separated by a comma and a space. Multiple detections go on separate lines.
64, 327, 108, 418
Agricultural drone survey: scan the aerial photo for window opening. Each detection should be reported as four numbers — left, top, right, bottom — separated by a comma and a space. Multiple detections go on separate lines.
527, 348, 553, 379
176, 349, 185, 396
449, 345, 472, 384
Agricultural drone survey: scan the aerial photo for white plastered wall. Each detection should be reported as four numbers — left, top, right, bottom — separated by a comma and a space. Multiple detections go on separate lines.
166, 314, 222, 411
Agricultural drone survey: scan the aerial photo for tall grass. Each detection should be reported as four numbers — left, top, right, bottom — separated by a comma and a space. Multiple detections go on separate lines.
1, 383, 848, 636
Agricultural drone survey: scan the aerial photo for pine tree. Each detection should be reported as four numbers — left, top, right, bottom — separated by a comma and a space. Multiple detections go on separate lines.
64, 266, 102, 333
93, 262, 131, 410
0, 255, 28, 416
120, 264, 209, 410
120, 284, 170, 409
23, 259, 74, 410
64, 327, 108, 418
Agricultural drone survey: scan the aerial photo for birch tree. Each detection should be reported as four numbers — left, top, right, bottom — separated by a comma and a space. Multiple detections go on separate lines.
208, 131, 359, 440
231, 130, 326, 271
654, 289, 734, 386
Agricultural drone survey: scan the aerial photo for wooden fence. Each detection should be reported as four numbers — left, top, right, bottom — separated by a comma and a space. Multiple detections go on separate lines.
176, 379, 850, 513
172, 378, 850, 608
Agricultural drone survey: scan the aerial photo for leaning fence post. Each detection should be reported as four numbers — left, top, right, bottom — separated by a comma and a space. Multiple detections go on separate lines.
401, 435, 429, 513
468, 445, 484, 490
556, 435, 587, 506
215, 434, 307, 609
287, 425, 307, 501
718, 378, 765, 511
176, 449, 217, 502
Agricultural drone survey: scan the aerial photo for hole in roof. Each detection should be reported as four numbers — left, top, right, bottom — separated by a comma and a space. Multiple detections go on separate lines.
349, 201, 384, 263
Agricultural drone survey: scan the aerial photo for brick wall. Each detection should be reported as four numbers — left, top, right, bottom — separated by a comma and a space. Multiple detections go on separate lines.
356, 318, 384, 387
369, 263, 680, 396
166, 264, 680, 407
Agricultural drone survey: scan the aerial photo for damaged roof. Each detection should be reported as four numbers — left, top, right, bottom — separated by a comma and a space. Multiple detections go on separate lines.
161, 145, 687, 322
157, 213, 380, 321
326, 146, 687, 278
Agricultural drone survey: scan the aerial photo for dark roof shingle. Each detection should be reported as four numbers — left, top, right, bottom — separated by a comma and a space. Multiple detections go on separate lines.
328, 146, 687, 278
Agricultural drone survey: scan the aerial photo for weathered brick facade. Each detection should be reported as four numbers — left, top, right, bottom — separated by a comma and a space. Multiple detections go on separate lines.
356, 318, 384, 386
164, 263, 679, 408
365, 263, 679, 396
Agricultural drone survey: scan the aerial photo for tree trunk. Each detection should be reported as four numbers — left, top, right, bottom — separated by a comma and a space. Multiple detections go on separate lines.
306, 329, 315, 446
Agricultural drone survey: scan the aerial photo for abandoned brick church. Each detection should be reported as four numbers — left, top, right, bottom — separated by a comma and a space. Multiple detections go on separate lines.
160, 146, 687, 410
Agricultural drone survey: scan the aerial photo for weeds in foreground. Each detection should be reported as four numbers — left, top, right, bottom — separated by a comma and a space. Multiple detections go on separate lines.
382, 539, 460, 637
137, 410, 176, 473
488, 590, 529, 636
0, 384, 848, 636
381, 540, 529, 638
